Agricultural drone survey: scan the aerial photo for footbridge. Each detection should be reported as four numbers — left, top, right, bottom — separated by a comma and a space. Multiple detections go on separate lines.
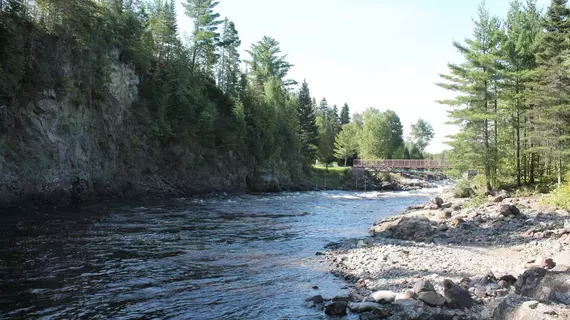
353, 159, 451, 172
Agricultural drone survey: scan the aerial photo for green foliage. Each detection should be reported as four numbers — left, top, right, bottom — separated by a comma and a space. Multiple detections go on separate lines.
340, 103, 350, 125
334, 122, 360, 166
453, 179, 475, 198
545, 175, 570, 209
409, 119, 434, 152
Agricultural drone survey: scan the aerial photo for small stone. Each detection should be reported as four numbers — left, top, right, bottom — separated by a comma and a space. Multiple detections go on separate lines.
451, 217, 464, 227
347, 302, 383, 313
312, 285, 319, 290
305, 294, 324, 305
441, 202, 452, 209
499, 275, 517, 286
437, 224, 449, 232
538, 257, 556, 269
418, 291, 446, 306
395, 290, 416, 300
325, 301, 347, 316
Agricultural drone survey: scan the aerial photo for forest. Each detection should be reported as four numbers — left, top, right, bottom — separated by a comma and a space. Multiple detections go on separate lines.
438, 0, 570, 197
0, 0, 438, 204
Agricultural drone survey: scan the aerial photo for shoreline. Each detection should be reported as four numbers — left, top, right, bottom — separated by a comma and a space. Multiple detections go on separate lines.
315, 191, 570, 319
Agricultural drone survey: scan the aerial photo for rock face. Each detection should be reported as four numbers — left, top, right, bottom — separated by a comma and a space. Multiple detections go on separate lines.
418, 291, 446, 306
443, 279, 474, 309
369, 216, 434, 241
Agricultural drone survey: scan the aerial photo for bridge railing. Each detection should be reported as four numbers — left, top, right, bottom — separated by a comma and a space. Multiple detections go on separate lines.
353, 159, 450, 169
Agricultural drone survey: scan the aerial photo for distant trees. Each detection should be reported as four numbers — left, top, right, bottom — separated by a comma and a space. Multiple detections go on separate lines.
409, 119, 434, 152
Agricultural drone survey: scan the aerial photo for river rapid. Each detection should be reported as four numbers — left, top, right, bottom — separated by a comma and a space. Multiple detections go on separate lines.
0, 190, 437, 319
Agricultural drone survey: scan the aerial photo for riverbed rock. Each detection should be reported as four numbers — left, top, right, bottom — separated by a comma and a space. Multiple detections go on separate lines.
370, 290, 396, 304
418, 291, 446, 306
433, 197, 444, 208
305, 294, 325, 307
325, 301, 347, 316
443, 279, 474, 309
499, 204, 521, 217
348, 302, 384, 313
515, 268, 547, 297
492, 294, 570, 320
369, 216, 434, 241
413, 279, 436, 294
538, 257, 556, 269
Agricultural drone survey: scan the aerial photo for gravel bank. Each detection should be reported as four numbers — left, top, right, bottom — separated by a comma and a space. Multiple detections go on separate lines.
313, 192, 570, 319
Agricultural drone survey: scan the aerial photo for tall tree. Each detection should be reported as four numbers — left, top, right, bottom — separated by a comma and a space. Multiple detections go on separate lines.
437, 3, 502, 192
358, 108, 391, 159
316, 98, 338, 165
216, 18, 241, 97
182, 0, 222, 75
529, 0, 570, 186
297, 80, 319, 162
340, 103, 350, 124
385, 110, 404, 159
246, 36, 293, 86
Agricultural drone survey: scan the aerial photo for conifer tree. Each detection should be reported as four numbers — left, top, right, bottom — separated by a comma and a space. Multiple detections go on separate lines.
297, 80, 319, 161
340, 103, 350, 125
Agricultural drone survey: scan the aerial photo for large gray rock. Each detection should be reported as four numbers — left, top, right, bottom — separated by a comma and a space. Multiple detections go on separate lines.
369, 216, 434, 241
347, 301, 383, 313
443, 279, 474, 309
514, 268, 547, 297
413, 279, 436, 294
500, 204, 521, 217
418, 291, 446, 306
492, 294, 570, 319
516, 269, 570, 304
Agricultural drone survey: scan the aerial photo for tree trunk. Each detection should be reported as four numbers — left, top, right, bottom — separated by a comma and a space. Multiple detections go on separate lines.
483, 78, 492, 192
344, 157, 347, 167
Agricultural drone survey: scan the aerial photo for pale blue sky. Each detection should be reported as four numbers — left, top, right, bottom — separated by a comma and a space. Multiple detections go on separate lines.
176, 0, 549, 153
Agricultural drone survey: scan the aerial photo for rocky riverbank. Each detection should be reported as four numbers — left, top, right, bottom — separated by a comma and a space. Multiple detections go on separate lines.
312, 192, 570, 319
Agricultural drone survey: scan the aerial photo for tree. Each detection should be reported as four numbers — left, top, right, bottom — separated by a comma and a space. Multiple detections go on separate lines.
385, 110, 404, 159
334, 122, 360, 166
437, 3, 502, 192
297, 80, 319, 161
216, 18, 241, 97
529, 0, 570, 186
316, 98, 338, 165
182, 0, 222, 75
409, 119, 435, 152
358, 108, 391, 159
246, 36, 294, 86
340, 103, 350, 124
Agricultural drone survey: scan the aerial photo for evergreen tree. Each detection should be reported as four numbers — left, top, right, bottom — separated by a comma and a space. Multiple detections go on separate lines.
246, 36, 294, 86
340, 103, 350, 124
297, 80, 319, 162
529, 0, 570, 186
437, 3, 502, 192
316, 98, 337, 165
182, 0, 222, 75
217, 18, 241, 97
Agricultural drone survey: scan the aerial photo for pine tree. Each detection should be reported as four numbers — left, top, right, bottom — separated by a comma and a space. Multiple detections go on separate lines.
340, 103, 350, 124
437, 3, 502, 192
297, 80, 319, 161
217, 18, 241, 97
246, 36, 294, 86
529, 0, 570, 186
182, 0, 222, 75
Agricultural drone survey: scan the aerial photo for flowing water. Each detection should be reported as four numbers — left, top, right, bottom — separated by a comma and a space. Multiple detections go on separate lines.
0, 190, 436, 320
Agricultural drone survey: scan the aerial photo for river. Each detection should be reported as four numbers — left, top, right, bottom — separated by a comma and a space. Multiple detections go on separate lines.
0, 190, 436, 319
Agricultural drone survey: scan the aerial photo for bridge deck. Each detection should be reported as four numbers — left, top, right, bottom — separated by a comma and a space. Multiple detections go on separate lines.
353, 159, 450, 170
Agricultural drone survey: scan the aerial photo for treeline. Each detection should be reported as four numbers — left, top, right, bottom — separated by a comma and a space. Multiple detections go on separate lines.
438, 0, 570, 191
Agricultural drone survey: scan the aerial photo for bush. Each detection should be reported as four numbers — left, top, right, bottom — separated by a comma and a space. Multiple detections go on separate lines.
453, 179, 474, 198
545, 175, 570, 210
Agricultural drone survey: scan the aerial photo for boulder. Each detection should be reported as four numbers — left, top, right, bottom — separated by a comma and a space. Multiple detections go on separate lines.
433, 197, 444, 208
370, 290, 396, 304
413, 279, 436, 294
369, 216, 434, 241
498, 275, 517, 287
492, 294, 570, 320
347, 302, 384, 313
499, 204, 521, 217
305, 295, 324, 304
538, 257, 556, 270
418, 291, 446, 306
443, 279, 474, 309
441, 202, 452, 209
324, 301, 347, 316
514, 268, 547, 297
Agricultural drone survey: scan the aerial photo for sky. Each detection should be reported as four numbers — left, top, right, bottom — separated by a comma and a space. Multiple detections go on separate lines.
176, 0, 550, 153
